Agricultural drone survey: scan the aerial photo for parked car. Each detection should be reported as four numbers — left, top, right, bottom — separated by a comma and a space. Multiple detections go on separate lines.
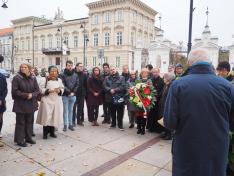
0, 69, 10, 78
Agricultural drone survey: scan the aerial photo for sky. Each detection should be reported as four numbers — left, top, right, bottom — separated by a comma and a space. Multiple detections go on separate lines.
0, 0, 233, 46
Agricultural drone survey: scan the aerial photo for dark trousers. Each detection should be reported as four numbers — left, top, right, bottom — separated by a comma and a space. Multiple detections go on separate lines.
14, 113, 33, 144
32, 113, 35, 134
103, 101, 111, 121
109, 103, 124, 128
88, 105, 99, 122
73, 96, 85, 123
137, 117, 147, 132
0, 113, 3, 132
128, 111, 135, 125
43, 126, 55, 136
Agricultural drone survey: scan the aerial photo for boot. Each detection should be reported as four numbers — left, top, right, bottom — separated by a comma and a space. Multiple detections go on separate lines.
49, 127, 57, 138
63, 125, 67, 132
43, 126, 48, 139
141, 125, 145, 135
137, 123, 141, 134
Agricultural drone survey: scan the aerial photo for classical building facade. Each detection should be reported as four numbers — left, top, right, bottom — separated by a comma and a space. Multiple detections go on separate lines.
11, 0, 159, 71
0, 28, 13, 71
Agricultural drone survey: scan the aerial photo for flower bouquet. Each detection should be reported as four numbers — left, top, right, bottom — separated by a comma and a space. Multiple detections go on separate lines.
129, 82, 156, 117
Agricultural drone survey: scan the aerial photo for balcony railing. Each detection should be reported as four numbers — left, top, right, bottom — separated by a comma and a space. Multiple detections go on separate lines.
42, 48, 70, 55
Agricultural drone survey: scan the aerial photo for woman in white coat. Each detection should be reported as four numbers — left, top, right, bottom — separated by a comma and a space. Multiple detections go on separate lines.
37, 66, 64, 139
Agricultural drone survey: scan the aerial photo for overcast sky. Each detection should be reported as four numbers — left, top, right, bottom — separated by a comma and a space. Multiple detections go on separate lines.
0, 0, 233, 46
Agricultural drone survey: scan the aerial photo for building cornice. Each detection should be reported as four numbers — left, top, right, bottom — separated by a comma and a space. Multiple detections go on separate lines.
86, 0, 157, 16
11, 16, 51, 25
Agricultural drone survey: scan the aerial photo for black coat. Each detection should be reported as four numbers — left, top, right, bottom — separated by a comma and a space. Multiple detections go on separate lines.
76, 71, 87, 98
103, 73, 126, 103
12, 73, 40, 113
164, 64, 234, 176
60, 69, 79, 96
86, 75, 103, 106
0, 73, 7, 113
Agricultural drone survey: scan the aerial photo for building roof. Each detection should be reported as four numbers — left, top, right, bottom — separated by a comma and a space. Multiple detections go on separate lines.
0, 28, 13, 37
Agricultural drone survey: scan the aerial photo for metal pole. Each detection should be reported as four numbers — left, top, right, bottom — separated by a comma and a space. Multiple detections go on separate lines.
187, 0, 193, 56
83, 23, 86, 66
11, 34, 14, 74
61, 25, 63, 71
32, 19, 35, 67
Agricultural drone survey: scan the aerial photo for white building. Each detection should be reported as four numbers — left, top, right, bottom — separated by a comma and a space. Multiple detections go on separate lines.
229, 35, 234, 68
11, 0, 159, 71
0, 28, 13, 71
192, 9, 220, 67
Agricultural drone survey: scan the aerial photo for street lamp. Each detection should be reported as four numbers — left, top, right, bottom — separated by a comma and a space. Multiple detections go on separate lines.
80, 23, 89, 66
57, 24, 63, 70
187, 0, 194, 56
1, 0, 8, 8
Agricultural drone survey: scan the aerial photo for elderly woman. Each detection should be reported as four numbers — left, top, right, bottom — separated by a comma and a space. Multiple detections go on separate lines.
12, 63, 40, 147
86, 67, 103, 126
158, 73, 175, 140
136, 68, 153, 135
36, 66, 64, 139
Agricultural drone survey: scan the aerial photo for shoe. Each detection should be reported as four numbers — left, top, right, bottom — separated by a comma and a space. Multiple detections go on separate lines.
137, 129, 141, 134
32, 133, 35, 137
94, 121, 99, 126
102, 120, 107, 124
141, 131, 145, 135
68, 125, 75, 131
101, 114, 105, 117
163, 135, 172, 140
107, 120, 111, 124
109, 125, 116, 129
43, 135, 47, 139
119, 128, 124, 131
63, 125, 67, 132
129, 124, 134, 128
26, 140, 36, 144
17, 142, 27, 147
50, 133, 57, 138
78, 122, 84, 126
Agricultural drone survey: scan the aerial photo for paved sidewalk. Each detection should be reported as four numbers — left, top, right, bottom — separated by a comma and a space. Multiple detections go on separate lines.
0, 79, 172, 176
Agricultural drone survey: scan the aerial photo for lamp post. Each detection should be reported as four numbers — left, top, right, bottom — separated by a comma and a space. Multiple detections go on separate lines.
57, 24, 63, 70
80, 23, 89, 66
1, 0, 8, 8
187, 0, 194, 56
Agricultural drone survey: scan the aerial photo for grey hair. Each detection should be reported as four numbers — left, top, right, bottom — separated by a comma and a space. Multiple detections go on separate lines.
188, 48, 211, 66
163, 73, 176, 83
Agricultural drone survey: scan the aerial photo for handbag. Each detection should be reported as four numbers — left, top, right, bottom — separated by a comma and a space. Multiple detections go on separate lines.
112, 94, 124, 105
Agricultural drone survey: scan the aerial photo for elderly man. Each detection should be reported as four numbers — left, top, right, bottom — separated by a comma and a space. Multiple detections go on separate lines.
164, 48, 234, 176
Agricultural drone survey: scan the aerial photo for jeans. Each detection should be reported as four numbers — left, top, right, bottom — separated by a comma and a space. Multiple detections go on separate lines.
62, 96, 76, 126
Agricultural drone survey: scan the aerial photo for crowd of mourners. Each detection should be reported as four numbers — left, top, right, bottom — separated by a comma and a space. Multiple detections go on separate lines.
0, 48, 234, 176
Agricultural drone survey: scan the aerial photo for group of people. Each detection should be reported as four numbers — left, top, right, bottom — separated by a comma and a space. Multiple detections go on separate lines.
0, 47, 234, 176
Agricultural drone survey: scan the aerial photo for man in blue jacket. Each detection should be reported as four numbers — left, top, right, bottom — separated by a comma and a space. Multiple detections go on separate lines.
164, 48, 234, 176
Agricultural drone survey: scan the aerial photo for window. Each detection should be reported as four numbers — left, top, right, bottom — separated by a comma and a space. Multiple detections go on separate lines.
35, 39, 38, 50
117, 32, 123, 45
64, 36, 69, 46
49, 37, 53, 48
104, 12, 110, 23
131, 32, 135, 46
27, 40, 30, 50
21, 40, 24, 50
41, 38, 45, 49
132, 11, 137, 22
92, 15, 99, 25
74, 36, 78, 48
93, 57, 96, 66
104, 33, 110, 46
116, 10, 123, 21
93, 33, 98, 47
57, 37, 61, 48
104, 57, 108, 63
49, 57, 52, 65
116, 56, 120, 68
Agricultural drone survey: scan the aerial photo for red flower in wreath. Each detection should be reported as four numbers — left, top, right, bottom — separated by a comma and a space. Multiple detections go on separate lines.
143, 87, 151, 95
129, 88, 134, 96
142, 98, 151, 107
